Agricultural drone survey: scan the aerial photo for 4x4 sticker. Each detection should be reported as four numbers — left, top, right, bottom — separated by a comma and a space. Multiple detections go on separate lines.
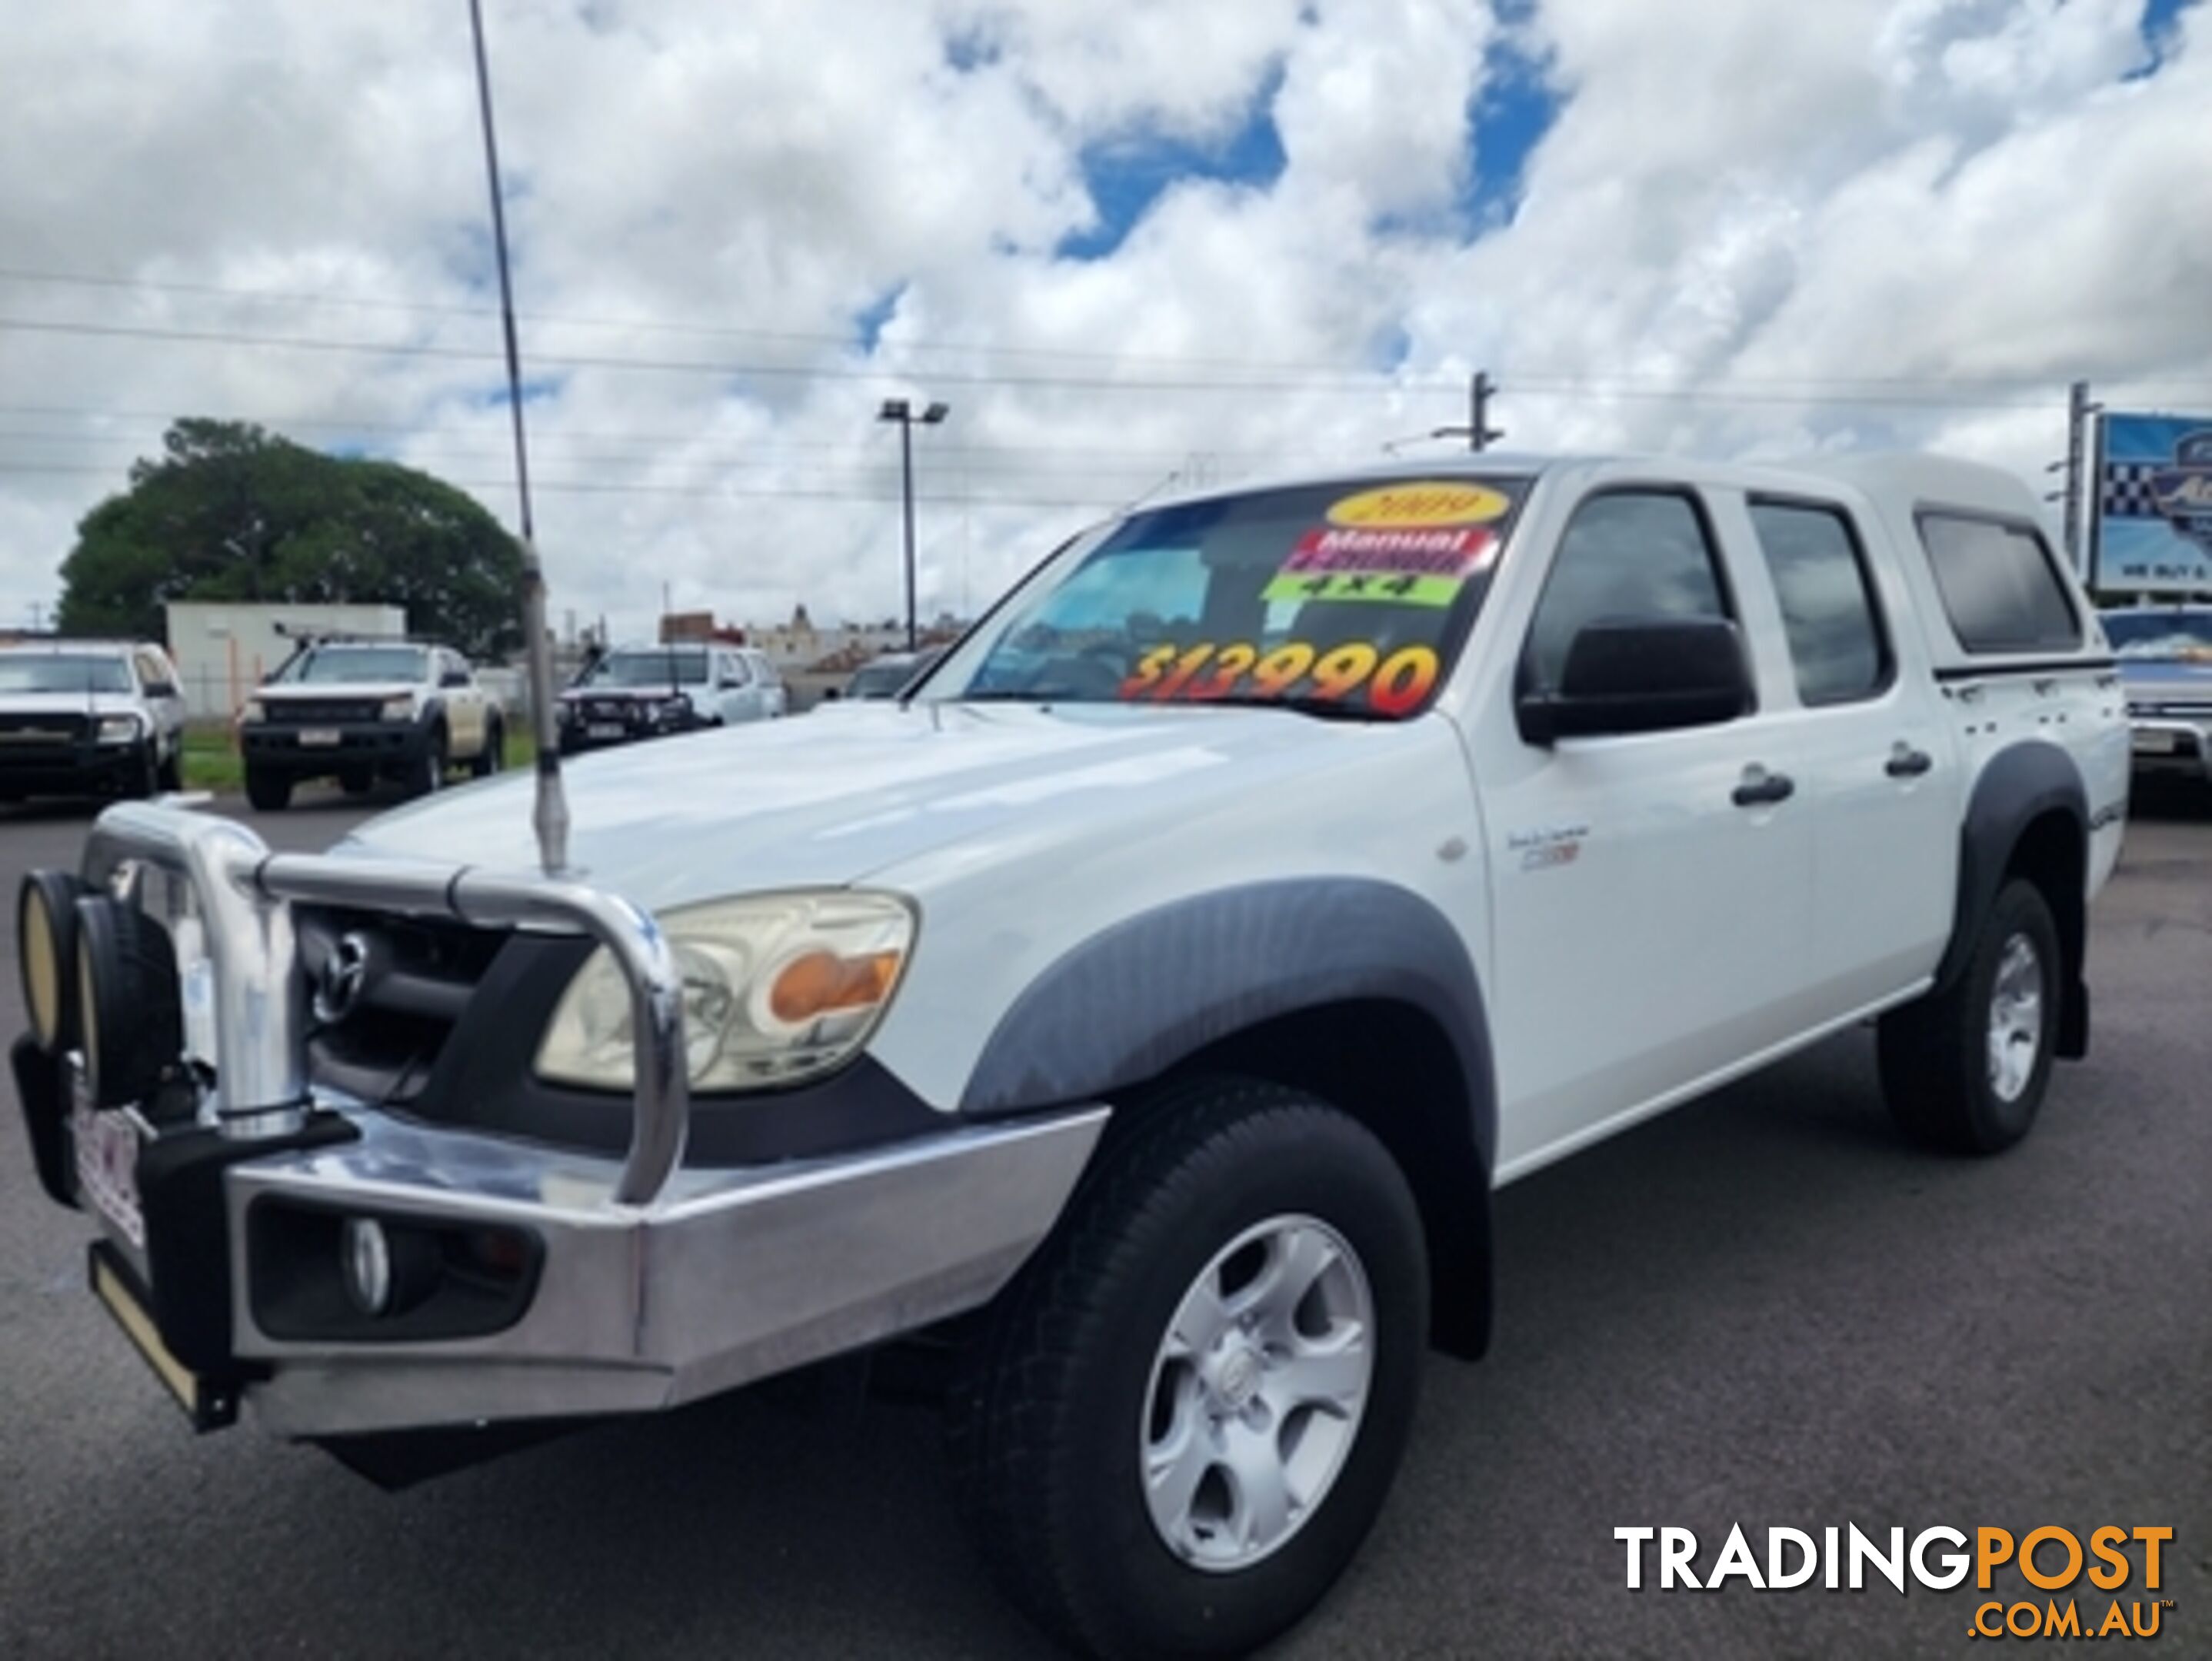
1324, 481, 1512, 528
1261, 525, 1498, 607
1118, 640, 1441, 715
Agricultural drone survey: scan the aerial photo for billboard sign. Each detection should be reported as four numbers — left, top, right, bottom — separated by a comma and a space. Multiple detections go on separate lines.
2093, 411, 2212, 596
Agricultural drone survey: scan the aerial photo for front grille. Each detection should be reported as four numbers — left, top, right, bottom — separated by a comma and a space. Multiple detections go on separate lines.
268, 698, 382, 724
583, 698, 643, 723
301, 910, 510, 1103
0, 713, 88, 744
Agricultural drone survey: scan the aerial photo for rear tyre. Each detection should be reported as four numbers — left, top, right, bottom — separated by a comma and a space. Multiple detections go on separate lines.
471, 717, 505, 778
243, 766, 292, 813
945, 1078, 1427, 1661
1878, 878, 2062, 1154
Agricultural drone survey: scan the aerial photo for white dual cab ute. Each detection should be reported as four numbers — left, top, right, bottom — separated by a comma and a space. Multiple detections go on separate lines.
237, 638, 504, 810
14, 454, 2125, 1659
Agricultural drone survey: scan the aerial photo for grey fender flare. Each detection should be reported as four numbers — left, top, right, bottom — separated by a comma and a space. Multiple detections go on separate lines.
960, 878, 1496, 1160
1938, 740, 2090, 1050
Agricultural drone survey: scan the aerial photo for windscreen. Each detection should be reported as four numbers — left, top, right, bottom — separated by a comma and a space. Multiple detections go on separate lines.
585, 651, 710, 687
0, 654, 132, 694
283, 647, 427, 684
930, 477, 1529, 719
2103, 609, 2212, 661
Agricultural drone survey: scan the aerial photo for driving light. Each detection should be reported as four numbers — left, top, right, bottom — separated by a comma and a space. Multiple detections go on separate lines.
535, 891, 914, 1090
379, 697, 414, 721
18, 870, 88, 1051
238, 699, 266, 724
95, 715, 140, 745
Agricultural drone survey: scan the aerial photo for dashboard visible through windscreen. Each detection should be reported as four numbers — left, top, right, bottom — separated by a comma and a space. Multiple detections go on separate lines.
935, 476, 1529, 720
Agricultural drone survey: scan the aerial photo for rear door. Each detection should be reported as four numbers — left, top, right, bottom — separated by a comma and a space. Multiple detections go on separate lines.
1475, 484, 1820, 1177
1729, 492, 1958, 1012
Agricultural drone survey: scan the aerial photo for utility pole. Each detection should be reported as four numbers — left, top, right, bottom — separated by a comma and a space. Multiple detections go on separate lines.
1431, 371, 1504, 453
2046, 381, 2101, 578
2063, 380, 2095, 574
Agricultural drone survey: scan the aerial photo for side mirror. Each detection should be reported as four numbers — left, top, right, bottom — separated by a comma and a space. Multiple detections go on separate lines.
1517, 616, 1751, 745
441, 669, 471, 687
821, 687, 841, 701
717, 677, 744, 690
143, 681, 178, 700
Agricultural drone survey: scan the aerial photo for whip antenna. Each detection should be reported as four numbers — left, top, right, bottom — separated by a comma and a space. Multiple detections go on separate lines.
467, 0, 569, 875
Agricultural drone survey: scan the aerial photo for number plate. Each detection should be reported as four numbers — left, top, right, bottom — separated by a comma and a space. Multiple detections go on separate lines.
587, 723, 625, 740
2131, 729, 2177, 754
71, 1066, 146, 1249
298, 727, 342, 747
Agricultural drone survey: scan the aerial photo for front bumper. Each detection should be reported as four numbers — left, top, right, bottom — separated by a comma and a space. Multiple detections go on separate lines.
0, 741, 147, 796
241, 721, 432, 774
556, 703, 702, 753
2125, 716, 2212, 781
18, 801, 1106, 1440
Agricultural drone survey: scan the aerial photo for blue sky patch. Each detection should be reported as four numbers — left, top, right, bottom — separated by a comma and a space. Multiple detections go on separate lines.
1058, 67, 1289, 261
2129, 0, 2197, 76
854, 285, 903, 351
1461, 25, 1558, 231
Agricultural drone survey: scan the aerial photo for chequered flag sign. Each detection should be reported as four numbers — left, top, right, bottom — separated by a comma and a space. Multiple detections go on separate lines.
2101, 462, 2164, 517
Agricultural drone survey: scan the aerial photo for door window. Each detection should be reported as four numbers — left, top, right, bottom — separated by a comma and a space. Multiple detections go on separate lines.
1524, 490, 1733, 694
1746, 500, 1889, 704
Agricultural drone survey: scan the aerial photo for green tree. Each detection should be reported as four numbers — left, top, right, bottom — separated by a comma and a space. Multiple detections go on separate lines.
55, 418, 527, 660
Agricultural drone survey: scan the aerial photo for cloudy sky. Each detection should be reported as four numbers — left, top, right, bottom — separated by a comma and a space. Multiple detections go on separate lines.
2, 0, 2207, 644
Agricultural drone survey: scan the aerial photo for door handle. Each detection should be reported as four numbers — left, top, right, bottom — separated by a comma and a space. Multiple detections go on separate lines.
1731, 766, 1795, 807
1885, 744, 1934, 779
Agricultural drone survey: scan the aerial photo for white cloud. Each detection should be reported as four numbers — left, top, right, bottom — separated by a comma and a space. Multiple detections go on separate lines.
0, 0, 2207, 644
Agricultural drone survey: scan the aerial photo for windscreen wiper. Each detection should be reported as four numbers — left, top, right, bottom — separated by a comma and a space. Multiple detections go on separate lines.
1191, 694, 1381, 721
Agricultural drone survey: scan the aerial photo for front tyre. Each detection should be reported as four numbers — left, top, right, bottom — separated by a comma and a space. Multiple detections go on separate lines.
405, 724, 448, 799
242, 766, 292, 813
1878, 878, 2062, 1153
471, 717, 505, 779
946, 1079, 1427, 1661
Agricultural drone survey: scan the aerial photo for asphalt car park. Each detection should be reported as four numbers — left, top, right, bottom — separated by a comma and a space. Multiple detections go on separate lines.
1, 791, 2206, 1659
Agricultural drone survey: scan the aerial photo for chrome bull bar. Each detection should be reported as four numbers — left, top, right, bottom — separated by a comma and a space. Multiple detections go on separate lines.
82, 800, 690, 1207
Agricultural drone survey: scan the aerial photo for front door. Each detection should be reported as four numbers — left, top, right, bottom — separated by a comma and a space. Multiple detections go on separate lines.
1477, 486, 1818, 1180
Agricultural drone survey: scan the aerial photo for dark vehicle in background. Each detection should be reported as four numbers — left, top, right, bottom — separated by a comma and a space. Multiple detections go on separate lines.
0, 642, 185, 802
556, 643, 784, 754
841, 647, 944, 701
2104, 604, 2212, 790
237, 639, 501, 811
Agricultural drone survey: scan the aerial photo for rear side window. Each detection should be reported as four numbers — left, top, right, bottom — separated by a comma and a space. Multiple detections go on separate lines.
1918, 513, 2080, 654
1747, 501, 1887, 704
1524, 491, 1730, 693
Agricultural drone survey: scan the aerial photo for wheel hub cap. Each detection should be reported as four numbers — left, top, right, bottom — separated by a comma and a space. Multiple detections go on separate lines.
1987, 932, 2044, 1104
1138, 1213, 1375, 1574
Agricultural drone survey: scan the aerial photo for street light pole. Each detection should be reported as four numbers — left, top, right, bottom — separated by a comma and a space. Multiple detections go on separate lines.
879, 398, 949, 651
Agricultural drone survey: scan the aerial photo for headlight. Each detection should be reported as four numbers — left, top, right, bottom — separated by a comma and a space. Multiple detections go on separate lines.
238, 700, 266, 724
535, 890, 915, 1091
95, 714, 141, 745
380, 697, 414, 721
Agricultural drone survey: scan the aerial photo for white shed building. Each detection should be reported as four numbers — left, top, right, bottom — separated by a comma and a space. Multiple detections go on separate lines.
164, 601, 406, 720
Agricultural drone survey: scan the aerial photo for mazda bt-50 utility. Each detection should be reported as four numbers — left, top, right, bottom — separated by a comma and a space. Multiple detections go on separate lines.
13, 454, 2127, 1660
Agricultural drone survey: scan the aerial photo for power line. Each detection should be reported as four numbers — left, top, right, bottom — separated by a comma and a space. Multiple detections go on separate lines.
0, 314, 1438, 396
15, 311, 2203, 410
0, 459, 1117, 509
6, 266, 2208, 398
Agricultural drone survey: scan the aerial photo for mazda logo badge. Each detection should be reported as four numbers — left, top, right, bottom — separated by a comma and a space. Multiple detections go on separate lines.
313, 932, 373, 1024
